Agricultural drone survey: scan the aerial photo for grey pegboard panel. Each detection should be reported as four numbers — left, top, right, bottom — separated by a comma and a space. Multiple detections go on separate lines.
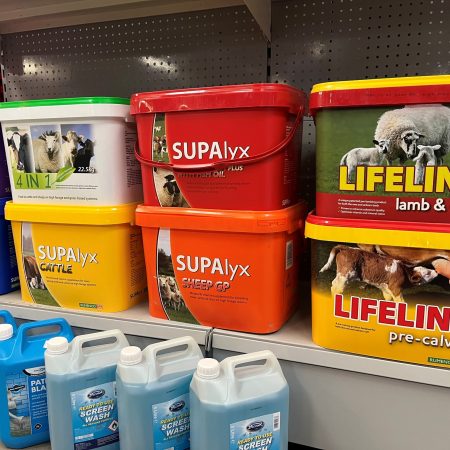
1, 5, 267, 100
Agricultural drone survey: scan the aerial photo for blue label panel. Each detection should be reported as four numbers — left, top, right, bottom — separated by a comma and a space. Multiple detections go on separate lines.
152, 392, 190, 450
6, 366, 48, 437
70, 381, 119, 450
230, 412, 281, 450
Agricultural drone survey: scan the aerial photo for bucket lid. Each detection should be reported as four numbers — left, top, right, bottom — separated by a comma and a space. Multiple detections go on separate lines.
0, 197, 12, 214
130, 83, 305, 115
136, 203, 306, 234
0, 97, 130, 109
309, 75, 450, 113
305, 212, 450, 250
5, 202, 138, 225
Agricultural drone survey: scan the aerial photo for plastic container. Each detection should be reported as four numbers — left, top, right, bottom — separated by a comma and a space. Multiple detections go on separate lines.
0, 198, 19, 295
0, 135, 11, 197
116, 336, 203, 450
131, 84, 305, 210
45, 329, 129, 450
309, 75, 450, 223
136, 203, 306, 333
190, 351, 289, 450
0, 310, 16, 328
6, 201, 147, 312
306, 211, 450, 368
0, 318, 74, 449
0, 97, 142, 206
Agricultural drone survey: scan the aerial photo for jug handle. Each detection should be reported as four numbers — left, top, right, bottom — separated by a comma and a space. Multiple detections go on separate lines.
222, 351, 281, 379
16, 319, 73, 351
71, 329, 129, 362
146, 336, 202, 367
0, 310, 16, 328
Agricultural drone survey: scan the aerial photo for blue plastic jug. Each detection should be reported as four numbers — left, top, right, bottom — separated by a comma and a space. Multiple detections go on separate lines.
190, 351, 289, 450
116, 336, 203, 450
0, 318, 74, 449
0, 198, 19, 295
45, 329, 129, 450
0, 310, 16, 329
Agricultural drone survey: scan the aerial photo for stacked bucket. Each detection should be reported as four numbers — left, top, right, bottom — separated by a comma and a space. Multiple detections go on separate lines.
306, 75, 450, 368
131, 84, 307, 333
0, 97, 147, 311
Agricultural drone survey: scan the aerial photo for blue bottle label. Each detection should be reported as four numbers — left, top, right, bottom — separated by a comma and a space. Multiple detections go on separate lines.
6, 366, 48, 437
70, 381, 119, 450
152, 392, 190, 450
230, 412, 281, 450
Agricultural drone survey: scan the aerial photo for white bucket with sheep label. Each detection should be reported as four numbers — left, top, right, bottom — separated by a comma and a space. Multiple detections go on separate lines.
0, 97, 142, 205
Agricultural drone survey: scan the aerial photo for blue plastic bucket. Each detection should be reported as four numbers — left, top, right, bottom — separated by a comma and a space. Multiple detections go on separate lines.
0, 198, 18, 294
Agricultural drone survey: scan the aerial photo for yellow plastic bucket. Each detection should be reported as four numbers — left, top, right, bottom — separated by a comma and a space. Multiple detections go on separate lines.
5, 202, 147, 312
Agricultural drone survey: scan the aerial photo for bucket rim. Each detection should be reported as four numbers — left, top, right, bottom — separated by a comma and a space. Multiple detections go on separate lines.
136, 202, 306, 234
0, 97, 130, 109
306, 212, 450, 249
130, 83, 305, 115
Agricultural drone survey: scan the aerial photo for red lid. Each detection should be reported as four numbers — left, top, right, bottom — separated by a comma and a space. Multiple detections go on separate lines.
309, 75, 450, 114
130, 83, 305, 115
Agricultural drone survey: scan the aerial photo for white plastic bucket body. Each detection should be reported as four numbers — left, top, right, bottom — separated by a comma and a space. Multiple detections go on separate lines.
0, 101, 142, 205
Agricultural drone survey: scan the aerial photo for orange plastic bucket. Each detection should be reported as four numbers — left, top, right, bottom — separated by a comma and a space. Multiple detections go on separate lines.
136, 203, 306, 333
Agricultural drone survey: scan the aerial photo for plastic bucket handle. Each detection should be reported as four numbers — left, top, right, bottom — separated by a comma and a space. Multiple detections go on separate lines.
146, 336, 202, 369
0, 310, 16, 327
16, 318, 73, 351
222, 350, 281, 380
72, 329, 129, 364
134, 107, 303, 172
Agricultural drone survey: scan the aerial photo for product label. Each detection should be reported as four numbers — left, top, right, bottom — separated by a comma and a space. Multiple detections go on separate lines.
70, 381, 119, 450
152, 393, 190, 450
230, 412, 281, 450
6, 366, 48, 437
316, 104, 450, 222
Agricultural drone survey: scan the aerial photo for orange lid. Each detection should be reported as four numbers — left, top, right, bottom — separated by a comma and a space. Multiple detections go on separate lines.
136, 203, 306, 234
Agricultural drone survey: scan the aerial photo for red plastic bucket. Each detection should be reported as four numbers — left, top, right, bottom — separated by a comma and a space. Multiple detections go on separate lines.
131, 84, 306, 210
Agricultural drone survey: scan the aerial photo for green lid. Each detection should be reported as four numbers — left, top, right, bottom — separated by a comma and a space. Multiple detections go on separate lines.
0, 97, 130, 108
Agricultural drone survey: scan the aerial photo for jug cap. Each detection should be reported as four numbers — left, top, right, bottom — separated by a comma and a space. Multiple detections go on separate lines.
197, 358, 220, 379
120, 346, 143, 365
0, 324, 13, 340
46, 336, 69, 354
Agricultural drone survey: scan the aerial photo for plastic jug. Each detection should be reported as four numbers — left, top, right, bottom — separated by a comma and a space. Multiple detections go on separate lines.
0, 310, 16, 329
0, 318, 74, 449
116, 336, 203, 450
45, 329, 129, 450
190, 351, 289, 450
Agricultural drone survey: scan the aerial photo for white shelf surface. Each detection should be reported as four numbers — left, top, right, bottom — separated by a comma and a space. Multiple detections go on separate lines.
213, 312, 450, 389
0, 291, 209, 344
0, 0, 270, 37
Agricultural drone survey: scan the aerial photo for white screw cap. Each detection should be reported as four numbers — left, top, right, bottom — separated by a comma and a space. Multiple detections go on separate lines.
46, 337, 69, 355
196, 358, 220, 379
120, 346, 143, 366
0, 324, 13, 341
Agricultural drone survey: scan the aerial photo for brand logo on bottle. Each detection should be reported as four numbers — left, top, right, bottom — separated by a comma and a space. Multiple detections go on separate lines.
87, 389, 105, 400
169, 400, 185, 412
246, 421, 265, 432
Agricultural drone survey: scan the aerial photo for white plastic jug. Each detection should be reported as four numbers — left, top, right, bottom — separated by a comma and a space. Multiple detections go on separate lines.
190, 351, 289, 450
117, 336, 203, 450
45, 329, 129, 450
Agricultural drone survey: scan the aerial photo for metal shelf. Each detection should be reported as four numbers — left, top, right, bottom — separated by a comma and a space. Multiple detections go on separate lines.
0, 0, 270, 39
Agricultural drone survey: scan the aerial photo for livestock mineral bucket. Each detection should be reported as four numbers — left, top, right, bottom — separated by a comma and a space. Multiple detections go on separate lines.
0, 197, 18, 294
306, 212, 450, 368
136, 202, 306, 333
0, 97, 142, 205
131, 84, 305, 210
5, 202, 147, 312
310, 75, 450, 223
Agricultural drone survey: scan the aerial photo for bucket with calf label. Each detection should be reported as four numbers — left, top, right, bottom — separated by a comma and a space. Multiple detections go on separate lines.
6, 202, 147, 312
136, 202, 306, 333
131, 84, 305, 211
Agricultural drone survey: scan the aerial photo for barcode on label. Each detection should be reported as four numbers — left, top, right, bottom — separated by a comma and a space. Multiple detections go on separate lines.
286, 240, 293, 270
273, 412, 280, 431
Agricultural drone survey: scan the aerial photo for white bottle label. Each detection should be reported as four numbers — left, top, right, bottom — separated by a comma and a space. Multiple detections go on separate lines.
229, 412, 281, 450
